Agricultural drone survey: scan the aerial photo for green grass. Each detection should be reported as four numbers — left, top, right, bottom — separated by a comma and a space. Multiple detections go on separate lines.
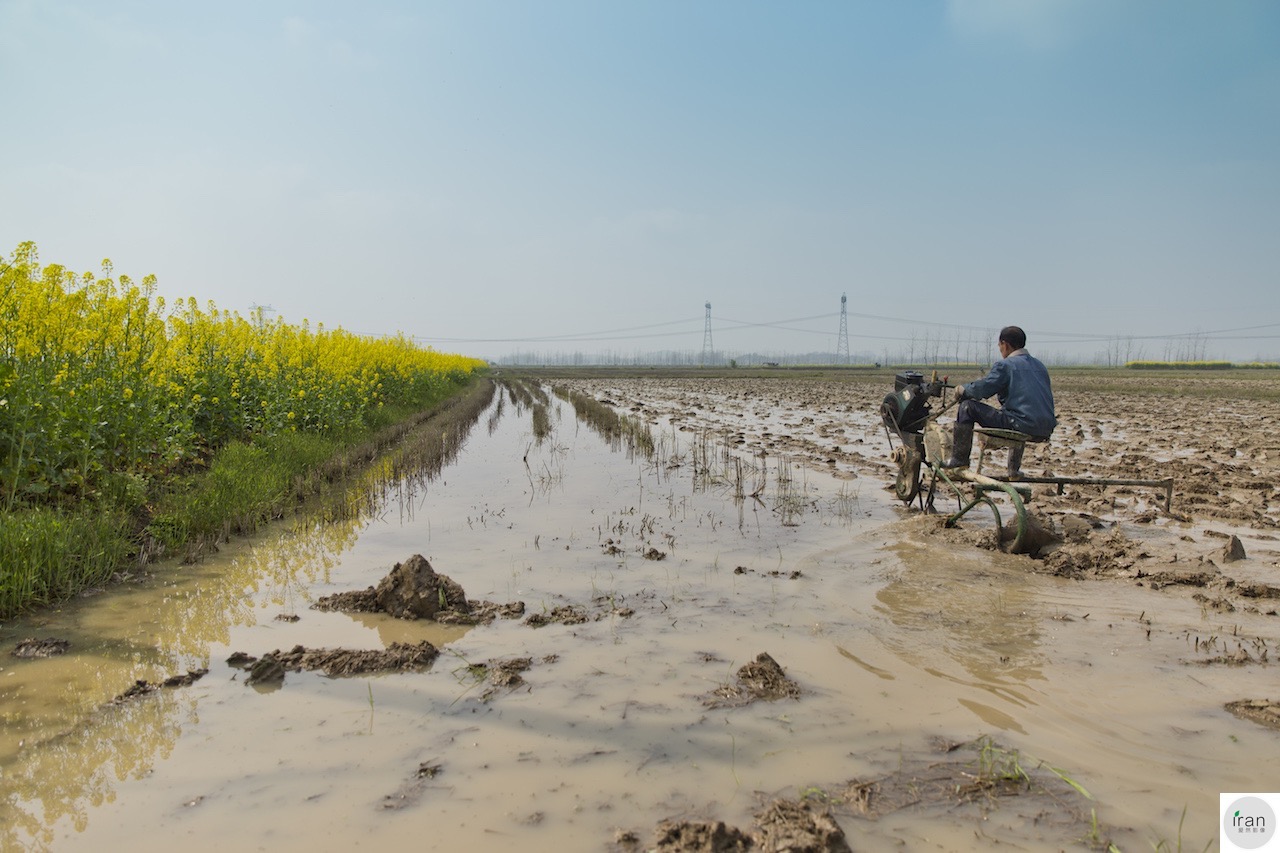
0, 376, 493, 618
0, 505, 133, 614
147, 431, 337, 553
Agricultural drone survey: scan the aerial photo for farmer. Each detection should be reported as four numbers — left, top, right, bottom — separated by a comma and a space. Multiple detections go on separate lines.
943, 325, 1056, 472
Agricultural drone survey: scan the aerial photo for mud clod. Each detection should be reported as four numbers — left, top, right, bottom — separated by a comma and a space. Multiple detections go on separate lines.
1001, 512, 1062, 556
636, 799, 849, 853
111, 668, 208, 703
246, 654, 286, 686
488, 656, 533, 688
1059, 514, 1094, 543
526, 605, 589, 627
315, 554, 468, 620
314, 554, 523, 625
649, 819, 752, 852
232, 640, 440, 682
705, 652, 801, 708
12, 637, 70, 658
1223, 535, 1248, 563
752, 799, 851, 852
1225, 699, 1280, 731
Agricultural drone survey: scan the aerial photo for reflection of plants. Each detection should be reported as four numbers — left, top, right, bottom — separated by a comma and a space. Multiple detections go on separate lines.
689, 430, 766, 499
0, 680, 192, 851
552, 385, 654, 456
828, 483, 861, 521
531, 402, 552, 443
772, 457, 809, 526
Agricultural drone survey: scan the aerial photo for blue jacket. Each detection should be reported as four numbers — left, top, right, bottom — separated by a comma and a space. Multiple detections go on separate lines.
964, 349, 1057, 437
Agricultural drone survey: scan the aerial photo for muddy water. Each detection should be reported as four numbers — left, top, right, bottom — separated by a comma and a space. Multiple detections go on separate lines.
1, 384, 1276, 852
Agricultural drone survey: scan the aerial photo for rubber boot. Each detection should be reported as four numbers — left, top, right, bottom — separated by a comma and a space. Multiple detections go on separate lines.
942, 423, 974, 469
1005, 443, 1025, 479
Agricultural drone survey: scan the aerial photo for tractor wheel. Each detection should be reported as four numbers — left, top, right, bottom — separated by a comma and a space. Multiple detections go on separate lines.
892, 446, 922, 504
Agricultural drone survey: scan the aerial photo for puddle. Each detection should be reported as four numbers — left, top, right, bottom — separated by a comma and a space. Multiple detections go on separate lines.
0, 379, 1276, 852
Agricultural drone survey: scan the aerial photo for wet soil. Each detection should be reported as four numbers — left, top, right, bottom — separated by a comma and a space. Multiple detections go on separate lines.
11, 638, 71, 658
2, 370, 1278, 852
628, 796, 850, 853
230, 640, 442, 682
704, 651, 802, 708
111, 669, 208, 703
561, 372, 1280, 605
1226, 698, 1280, 731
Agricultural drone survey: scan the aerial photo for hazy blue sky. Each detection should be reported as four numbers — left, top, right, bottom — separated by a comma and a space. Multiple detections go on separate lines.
3, 1, 1278, 363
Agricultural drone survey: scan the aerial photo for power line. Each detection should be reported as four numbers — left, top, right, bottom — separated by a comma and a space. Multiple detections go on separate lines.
396, 307, 1278, 349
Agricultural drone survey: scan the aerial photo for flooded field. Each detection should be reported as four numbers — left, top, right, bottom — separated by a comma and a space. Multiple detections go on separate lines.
2, 372, 1278, 852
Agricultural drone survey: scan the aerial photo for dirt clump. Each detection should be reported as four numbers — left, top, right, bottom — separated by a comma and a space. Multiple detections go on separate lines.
244, 654, 286, 687
526, 605, 589, 627
381, 761, 446, 811
1059, 513, 1096, 543
111, 669, 208, 703
1223, 534, 1248, 563
229, 640, 440, 682
752, 799, 851, 852
1000, 512, 1062, 556
705, 652, 801, 708
479, 656, 533, 689
314, 554, 523, 625
448, 655, 538, 702
1235, 581, 1280, 602
12, 637, 70, 658
624, 798, 849, 853
1039, 528, 1141, 579
645, 819, 752, 852
440, 600, 526, 625
315, 554, 467, 619
835, 735, 1109, 847
1141, 566, 1220, 590
1225, 699, 1280, 731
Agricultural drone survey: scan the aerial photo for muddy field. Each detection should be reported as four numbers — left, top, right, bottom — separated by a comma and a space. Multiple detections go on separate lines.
1, 369, 1278, 852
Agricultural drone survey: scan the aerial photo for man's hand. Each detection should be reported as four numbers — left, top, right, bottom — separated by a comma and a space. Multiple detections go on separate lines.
953, 384, 966, 400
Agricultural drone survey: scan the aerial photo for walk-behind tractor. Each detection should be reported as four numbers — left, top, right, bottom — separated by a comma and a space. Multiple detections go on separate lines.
879, 370, 948, 505
880, 370, 1174, 554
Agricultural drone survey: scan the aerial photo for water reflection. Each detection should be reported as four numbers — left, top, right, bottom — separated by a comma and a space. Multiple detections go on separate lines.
2, 684, 198, 850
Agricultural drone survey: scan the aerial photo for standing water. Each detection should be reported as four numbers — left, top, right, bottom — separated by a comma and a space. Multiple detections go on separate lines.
0, 382, 1272, 851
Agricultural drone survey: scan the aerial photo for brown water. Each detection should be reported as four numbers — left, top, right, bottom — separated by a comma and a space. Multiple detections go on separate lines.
1, 385, 1275, 852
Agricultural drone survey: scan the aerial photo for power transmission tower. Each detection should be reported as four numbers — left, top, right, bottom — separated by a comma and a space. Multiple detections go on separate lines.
836, 293, 850, 364
701, 302, 713, 365
250, 303, 277, 329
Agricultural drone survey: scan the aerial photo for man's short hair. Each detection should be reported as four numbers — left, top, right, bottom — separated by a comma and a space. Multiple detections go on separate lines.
999, 326, 1027, 350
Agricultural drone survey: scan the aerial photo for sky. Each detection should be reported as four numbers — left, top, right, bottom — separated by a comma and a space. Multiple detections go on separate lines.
2, 0, 1278, 364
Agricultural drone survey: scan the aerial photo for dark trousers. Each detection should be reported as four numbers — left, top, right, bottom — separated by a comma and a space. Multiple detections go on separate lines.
956, 399, 1019, 432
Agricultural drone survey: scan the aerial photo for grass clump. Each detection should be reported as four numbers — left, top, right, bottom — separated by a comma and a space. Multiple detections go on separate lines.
0, 505, 133, 614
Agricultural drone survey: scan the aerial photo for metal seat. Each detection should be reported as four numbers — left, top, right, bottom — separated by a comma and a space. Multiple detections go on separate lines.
975, 428, 1049, 478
